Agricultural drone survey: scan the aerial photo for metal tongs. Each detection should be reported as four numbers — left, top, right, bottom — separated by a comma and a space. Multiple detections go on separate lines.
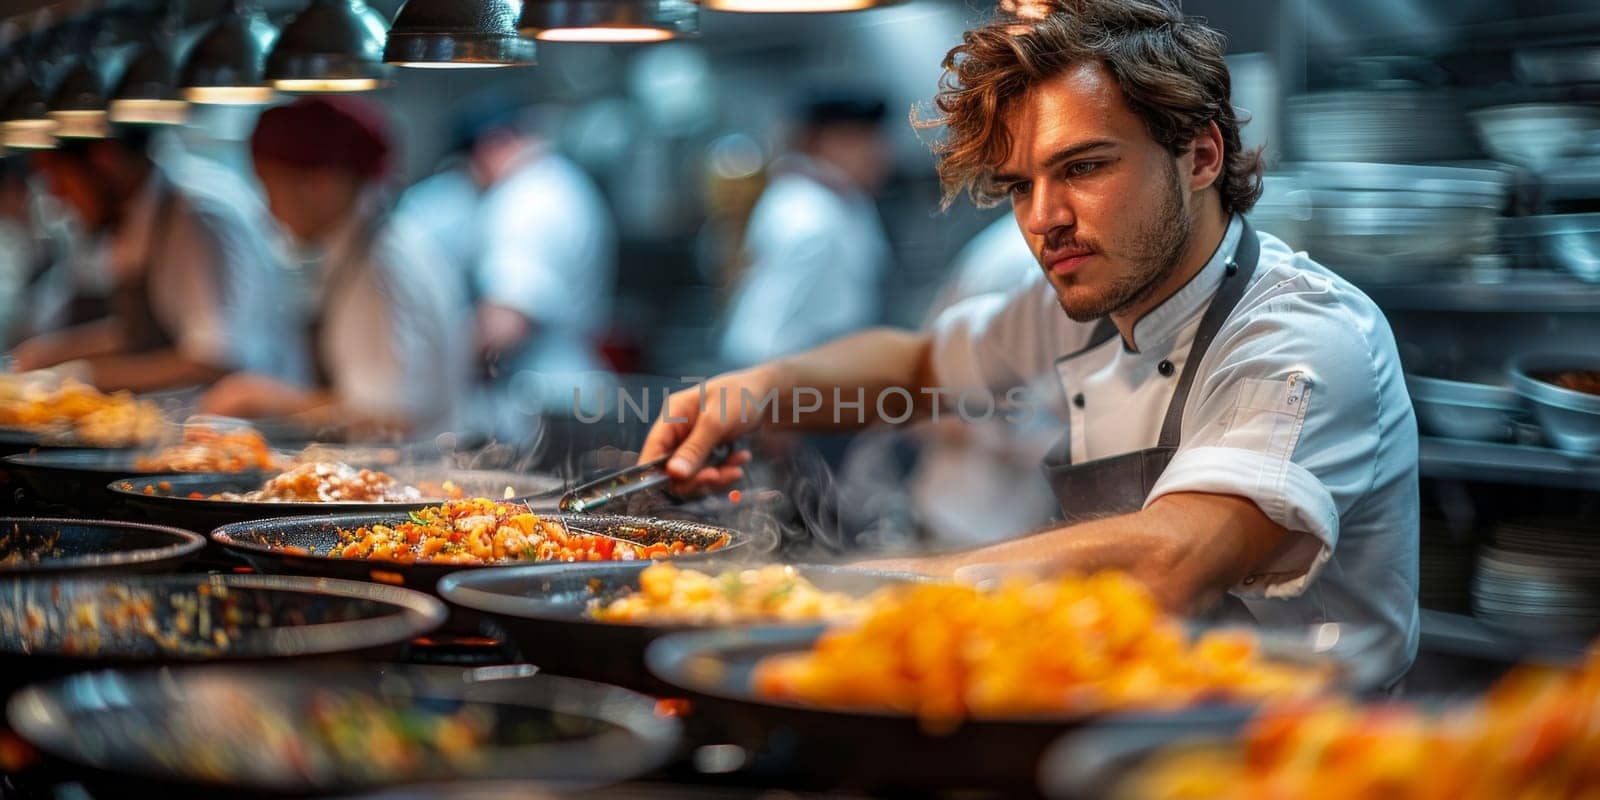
530, 442, 736, 540
557, 442, 736, 514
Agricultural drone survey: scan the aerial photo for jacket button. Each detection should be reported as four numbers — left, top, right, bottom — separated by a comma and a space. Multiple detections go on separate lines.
1158, 360, 1175, 377
1072, 393, 1085, 409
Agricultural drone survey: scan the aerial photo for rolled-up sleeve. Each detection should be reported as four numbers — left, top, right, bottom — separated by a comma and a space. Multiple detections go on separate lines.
1146, 284, 1388, 599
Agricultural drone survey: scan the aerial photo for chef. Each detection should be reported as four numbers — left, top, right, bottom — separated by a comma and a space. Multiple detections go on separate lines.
641, 0, 1420, 687
394, 98, 617, 442
8, 129, 291, 390
718, 90, 894, 368
199, 96, 469, 439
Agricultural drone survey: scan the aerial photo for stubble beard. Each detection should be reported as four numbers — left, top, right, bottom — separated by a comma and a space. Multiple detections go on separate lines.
1051, 159, 1194, 323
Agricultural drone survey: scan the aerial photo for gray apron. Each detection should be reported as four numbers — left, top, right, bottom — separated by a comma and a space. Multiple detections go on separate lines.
109, 183, 181, 354
1041, 219, 1260, 523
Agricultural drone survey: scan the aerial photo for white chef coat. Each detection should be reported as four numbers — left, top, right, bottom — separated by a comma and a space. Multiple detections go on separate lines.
396, 148, 617, 435
99, 162, 296, 379
907, 215, 1060, 547
293, 210, 472, 438
719, 156, 890, 368
477, 147, 616, 379
929, 215, 1421, 686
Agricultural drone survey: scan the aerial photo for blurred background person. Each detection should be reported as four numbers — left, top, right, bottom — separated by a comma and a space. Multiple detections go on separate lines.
200, 97, 469, 440
903, 215, 1061, 547
396, 97, 618, 445
718, 90, 894, 368
7, 128, 290, 392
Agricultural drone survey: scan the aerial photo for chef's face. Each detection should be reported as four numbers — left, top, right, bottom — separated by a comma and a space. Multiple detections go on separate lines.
252, 158, 359, 244
994, 61, 1202, 322
32, 151, 110, 232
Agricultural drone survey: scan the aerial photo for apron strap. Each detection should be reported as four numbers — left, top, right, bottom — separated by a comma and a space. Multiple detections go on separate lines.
1155, 217, 1261, 449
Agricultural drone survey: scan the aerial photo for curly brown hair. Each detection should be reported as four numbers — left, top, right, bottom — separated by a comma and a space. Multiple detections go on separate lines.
915, 0, 1264, 214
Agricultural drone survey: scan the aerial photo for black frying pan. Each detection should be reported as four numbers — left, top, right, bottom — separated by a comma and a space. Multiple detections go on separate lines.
211, 512, 752, 600
3, 450, 238, 515
0, 517, 204, 575
6, 663, 682, 799
1036, 712, 1250, 799
108, 468, 566, 532
643, 624, 1389, 794
0, 573, 446, 701
437, 562, 923, 693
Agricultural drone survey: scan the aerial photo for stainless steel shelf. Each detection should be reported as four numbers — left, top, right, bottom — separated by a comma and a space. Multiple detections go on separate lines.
1421, 608, 1591, 664
1360, 275, 1600, 313
1420, 437, 1600, 490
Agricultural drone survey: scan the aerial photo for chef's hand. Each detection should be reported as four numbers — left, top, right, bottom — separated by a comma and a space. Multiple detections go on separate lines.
199, 373, 319, 419
475, 303, 532, 377
639, 367, 769, 496
8, 336, 66, 373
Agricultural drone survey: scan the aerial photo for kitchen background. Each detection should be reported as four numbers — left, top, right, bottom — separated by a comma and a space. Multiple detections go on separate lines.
5, 0, 1600, 671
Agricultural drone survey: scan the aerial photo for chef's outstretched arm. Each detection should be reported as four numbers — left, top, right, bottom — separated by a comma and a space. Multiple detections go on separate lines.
867, 491, 1289, 614
640, 327, 940, 494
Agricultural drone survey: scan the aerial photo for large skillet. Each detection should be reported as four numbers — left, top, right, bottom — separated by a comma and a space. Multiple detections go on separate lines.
438, 561, 924, 693
0, 517, 204, 575
212, 511, 752, 598
6, 664, 681, 800
4, 448, 291, 514
0, 573, 445, 701
109, 468, 566, 532
644, 623, 1392, 794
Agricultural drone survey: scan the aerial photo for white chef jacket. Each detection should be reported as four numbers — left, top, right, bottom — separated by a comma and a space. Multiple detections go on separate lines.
396, 148, 617, 433
100, 162, 296, 379
292, 210, 472, 439
719, 156, 890, 368
929, 215, 1420, 686
908, 215, 1060, 547
477, 148, 616, 379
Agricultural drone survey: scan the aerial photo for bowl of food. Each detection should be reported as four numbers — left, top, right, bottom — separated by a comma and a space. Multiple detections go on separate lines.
211, 499, 749, 599
644, 573, 1378, 793
439, 561, 923, 692
6, 663, 681, 799
0, 376, 167, 456
1508, 353, 1600, 454
1041, 645, 1600, 799
4, 427, 289, 514
111, 463, 564, 531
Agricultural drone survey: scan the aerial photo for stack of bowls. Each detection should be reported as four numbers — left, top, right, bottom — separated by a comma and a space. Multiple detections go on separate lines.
1290, 163, 1508, 283
1288, 89, 1483, 164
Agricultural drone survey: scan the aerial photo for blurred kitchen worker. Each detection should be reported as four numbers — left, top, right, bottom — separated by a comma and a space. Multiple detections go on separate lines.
642, 0, 1420, 688
200, 96, 469, 439
9, 128, 291, 391
903, 215, 1060, 546
395, 99, 617, 442
718, 90, 894, 368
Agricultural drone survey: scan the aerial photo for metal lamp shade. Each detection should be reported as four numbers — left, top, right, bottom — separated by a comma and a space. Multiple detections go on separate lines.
2, 82, 58, 149
383, 0, 537, 68
179, 10, 278, 104
697, 0, 901, 11
48, 60, 109, 139
520, 0, 698, 42
109, 44, 188, 125
267, 0, 392, 92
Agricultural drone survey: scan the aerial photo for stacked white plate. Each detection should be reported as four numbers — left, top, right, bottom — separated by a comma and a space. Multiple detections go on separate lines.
1472, 518, 1600, 639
